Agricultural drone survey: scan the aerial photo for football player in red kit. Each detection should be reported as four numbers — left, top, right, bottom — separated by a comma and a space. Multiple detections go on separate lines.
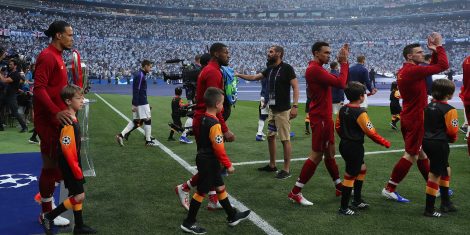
382, 32, 449, 202
288, 42, 349, 205
34, 21, 75, 227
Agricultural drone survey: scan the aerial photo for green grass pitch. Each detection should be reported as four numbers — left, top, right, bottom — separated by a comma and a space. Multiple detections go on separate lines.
2, 93, 469, 234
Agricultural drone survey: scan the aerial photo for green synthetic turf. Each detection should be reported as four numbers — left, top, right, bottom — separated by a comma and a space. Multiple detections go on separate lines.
5, 93, 469, 234
0, 121, 39, 154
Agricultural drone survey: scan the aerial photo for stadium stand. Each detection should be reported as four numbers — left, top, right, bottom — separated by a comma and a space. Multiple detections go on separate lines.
0, 0, 468, 79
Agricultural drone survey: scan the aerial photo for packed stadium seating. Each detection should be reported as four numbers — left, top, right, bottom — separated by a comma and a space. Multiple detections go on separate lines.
0, 0, 468, 78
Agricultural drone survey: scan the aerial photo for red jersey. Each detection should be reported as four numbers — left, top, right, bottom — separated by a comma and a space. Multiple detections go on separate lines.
306, 60, 348, 120
397, 46, 449, 119
33, 44, 68, 127
462, 56, 470, 105
195, 59, 228, 133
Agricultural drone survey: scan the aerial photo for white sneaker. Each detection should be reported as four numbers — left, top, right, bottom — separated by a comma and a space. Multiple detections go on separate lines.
256, 132, 266, 137
39, 213, 70, 227
175, 184, 190, 211
288, 192, 313, 206
381, 188, 410, 203
207, 200, 223, 210
53, 215, 70, 226
35, 193, 71, 227
207, 200, 235, 210
52, 199, 71, 226
115, 134, 124, 146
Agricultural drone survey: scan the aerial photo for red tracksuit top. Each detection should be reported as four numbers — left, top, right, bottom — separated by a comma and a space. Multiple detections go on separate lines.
462, 56, 470, 106
397, 46, 449, 119
306, 60, 348, 121
195, 59, 228, 133
33, 44, 68, 127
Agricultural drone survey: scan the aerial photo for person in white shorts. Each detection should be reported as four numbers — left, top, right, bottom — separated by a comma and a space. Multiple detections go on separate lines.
115, 60, 158, 146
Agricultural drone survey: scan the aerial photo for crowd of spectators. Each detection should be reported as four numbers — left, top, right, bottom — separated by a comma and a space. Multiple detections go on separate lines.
36, 0, 468, 20
81, 0, 454, 10
0, 6, 468, 80
2, 8, 468, 43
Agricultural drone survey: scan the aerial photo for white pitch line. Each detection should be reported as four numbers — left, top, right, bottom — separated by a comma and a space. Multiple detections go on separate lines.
94, 93, 282, 235
230, 144, 468, 167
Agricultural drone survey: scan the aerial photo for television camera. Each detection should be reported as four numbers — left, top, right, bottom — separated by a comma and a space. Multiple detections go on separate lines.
162, 59, 201, 103
0, 47, 32, 72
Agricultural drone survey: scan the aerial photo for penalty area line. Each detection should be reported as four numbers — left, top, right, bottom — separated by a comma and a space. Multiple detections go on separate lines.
94, 93, 283, 235
230, 144, 467, 167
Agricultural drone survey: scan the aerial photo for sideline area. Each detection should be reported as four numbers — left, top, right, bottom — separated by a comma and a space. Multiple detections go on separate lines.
0, 152, 61, 234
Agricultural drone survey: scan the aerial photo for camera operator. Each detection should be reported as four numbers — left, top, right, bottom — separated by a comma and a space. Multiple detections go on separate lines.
180, 55, 204, 104
193, 54, 202, 69
0, 58, 28, 132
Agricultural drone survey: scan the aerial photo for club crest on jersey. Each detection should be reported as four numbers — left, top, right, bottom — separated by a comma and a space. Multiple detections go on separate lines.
451, 119, 458, 127
215, 135, 223, 144
366, 122, 374, 130
62, 136, 72, 145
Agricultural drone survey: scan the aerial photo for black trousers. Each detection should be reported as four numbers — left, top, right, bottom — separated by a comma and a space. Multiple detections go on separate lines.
0, 94, 27, 129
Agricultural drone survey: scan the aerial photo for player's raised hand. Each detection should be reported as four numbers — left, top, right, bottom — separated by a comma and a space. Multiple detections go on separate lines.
427, 32, 442, 52
430, 32, 443, 46
337, 43, 349, 63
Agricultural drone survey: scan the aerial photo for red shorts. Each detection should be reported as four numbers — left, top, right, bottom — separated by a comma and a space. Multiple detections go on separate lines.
401, 116, 424, 156
310, 118, 335, 152
35, 121, 60, 159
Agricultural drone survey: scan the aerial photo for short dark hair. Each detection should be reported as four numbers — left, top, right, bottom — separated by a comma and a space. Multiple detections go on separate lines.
204, 87, 224, 108
194, 54, 201, 62
209, 43, 227, 57
424, 54, 432, 61
344, 81, 365, 102
141, 59, 152, 68
61, 84, 83, 102
390, 81, 398, 92
175, 87, 183, 96
330, 61, 338, 69
270, 45, 284, 59
357, 55, 366, 63
44, 21, 71, 38
200, 53, 211, 67
9, 58, 19, 66
311, 41, 329, 54
402, 43, 421, 59
431, 79, 455, 101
